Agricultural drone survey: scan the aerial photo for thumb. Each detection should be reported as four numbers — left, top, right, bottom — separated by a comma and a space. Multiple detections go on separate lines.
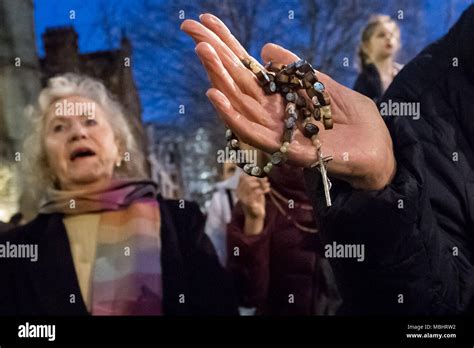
260, 43, 300, 65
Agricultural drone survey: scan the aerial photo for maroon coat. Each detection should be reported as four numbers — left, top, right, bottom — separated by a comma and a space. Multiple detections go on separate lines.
226, 165, 341, 315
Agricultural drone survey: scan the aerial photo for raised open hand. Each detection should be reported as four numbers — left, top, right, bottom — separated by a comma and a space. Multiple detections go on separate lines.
181, 14, 396, 190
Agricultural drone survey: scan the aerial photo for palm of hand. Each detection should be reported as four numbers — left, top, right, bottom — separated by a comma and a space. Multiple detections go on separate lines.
182, 14, 395, 190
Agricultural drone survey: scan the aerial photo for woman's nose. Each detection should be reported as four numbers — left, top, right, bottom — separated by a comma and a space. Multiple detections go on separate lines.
69, 122, 88, 141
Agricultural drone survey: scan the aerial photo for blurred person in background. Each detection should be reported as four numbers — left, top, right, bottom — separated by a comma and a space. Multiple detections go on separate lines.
354, 15, 403, 104
205, 162, 240, 266
227, 163, 341, 315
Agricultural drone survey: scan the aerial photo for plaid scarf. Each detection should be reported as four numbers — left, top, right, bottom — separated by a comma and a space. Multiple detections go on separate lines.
39, 179, 163, 315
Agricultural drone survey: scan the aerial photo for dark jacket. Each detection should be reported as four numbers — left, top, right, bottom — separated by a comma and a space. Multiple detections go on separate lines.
304, 5, 474, 315
0, 221, 14, 234
353, 63, 384, 104
0, 196, 238, 315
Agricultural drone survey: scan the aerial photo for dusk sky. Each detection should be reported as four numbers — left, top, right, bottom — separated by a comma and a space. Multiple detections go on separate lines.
33, 0, 473, 122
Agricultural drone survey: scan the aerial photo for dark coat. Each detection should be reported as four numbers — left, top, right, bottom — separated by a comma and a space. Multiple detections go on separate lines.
304, 5, 474, 315
353, 63, 384, 104
0, 196, 238, 315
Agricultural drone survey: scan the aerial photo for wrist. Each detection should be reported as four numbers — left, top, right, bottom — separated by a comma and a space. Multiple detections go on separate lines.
243, 214, 265, 236
241, 204, 265, 220
350, 151, 397, 190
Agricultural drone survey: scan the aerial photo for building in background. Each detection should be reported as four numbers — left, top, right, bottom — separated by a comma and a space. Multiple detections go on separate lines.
147, 123, 218, 210
0, 0, 42, 221
181, 127, 218, 210
146, 123, 184, 199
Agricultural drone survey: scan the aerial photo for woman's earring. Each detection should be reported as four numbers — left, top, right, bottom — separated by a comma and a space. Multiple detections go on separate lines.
115, 159, 122, 168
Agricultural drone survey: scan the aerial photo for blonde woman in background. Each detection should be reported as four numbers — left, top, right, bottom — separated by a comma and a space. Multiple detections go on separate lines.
354, 15, 403, 104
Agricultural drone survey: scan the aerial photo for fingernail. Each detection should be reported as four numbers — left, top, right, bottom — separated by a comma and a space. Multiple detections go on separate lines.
199, 14, 204, 20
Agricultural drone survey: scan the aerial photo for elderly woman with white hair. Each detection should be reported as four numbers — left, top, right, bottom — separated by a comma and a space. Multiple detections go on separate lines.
0, 73, 237, 315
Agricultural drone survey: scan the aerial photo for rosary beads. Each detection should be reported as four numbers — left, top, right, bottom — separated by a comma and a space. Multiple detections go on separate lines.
225, 57, 334, 206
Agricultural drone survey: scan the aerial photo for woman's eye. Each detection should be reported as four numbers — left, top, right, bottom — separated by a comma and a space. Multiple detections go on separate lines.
53, 124, 64, 132
85, 119, 97, 126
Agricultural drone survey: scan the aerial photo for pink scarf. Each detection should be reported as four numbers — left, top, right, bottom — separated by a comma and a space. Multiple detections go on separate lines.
40, 179, 163, 315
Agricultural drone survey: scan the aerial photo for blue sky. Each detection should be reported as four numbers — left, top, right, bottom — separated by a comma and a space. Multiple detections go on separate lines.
34, 0, 116, 55
33, 0, 473, 122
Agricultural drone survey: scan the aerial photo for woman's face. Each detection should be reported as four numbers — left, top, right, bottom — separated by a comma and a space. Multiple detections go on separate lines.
43, 95, 120, 191
366, 21, 399, 61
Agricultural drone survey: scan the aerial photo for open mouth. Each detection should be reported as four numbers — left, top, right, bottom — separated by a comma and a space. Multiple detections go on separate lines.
70, 147, 96, 161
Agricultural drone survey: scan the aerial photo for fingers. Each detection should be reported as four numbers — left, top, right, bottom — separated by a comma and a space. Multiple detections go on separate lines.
260, 43, 300, 66
253, 188, 267, 196
195, 42, 269, 125
261, 43, 332, 86
238, 175, 270, 197
199, 14, 266, 72
244, 179, 264, 189
181, 19, 264, 101
199, 14, 249, 59
206, 87, 281, 153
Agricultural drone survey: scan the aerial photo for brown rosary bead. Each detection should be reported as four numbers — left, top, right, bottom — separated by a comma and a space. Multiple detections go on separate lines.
289, 76, 302, 87
303, 72, 317, 84
313, 107, 321, 121
241, 58, 251, 69
276, 73, 290, 83
306, 87, 317, 99
321, 105, 333, 129
302, 79, 312, 89
263, 82, 277, 94
298, 61, 313, 73
314, 89, 330, 106
295, 95, 306, 107
249, 61, 261, 75
267, 63, 285, 73
302, 108, 312, 118
323, 91, 331, 105
321, 105, 331, 117
284, 62, 297, 75
323, 117, 333, 129
256, 70, 270, 85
